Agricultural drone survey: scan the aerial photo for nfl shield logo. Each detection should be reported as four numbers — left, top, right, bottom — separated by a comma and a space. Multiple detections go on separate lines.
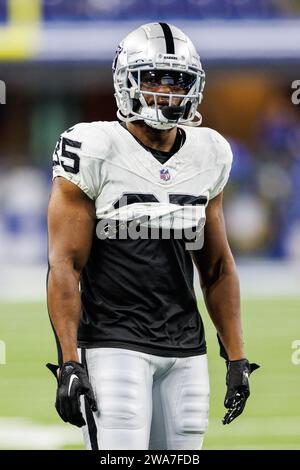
160, 168, 171, 181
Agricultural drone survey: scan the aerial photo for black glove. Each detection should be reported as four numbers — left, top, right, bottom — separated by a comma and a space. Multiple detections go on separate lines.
46, 361, 98, 427
222, 358, 260, 425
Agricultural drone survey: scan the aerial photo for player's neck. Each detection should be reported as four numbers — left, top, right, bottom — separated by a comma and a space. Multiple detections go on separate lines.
126, 121, 177, 153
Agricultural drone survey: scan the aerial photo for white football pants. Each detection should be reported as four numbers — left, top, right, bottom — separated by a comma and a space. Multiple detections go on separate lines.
78, 347, 209, 450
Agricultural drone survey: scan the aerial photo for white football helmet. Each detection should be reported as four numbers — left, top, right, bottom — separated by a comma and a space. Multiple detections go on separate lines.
112, 22, 205, 130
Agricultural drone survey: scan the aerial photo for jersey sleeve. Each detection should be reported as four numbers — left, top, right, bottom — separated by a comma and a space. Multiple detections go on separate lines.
52, 123, 102, 200
209, 131, 233, 200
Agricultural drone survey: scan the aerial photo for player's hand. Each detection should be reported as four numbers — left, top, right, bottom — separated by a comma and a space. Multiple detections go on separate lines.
46, 361, 98, 427
222, 359, 260, 425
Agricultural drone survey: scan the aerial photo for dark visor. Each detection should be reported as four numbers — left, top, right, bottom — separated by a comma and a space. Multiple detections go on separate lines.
138, 70, 196, 90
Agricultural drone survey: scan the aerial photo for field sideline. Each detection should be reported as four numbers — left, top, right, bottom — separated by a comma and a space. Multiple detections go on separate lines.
0, 298, 300, 449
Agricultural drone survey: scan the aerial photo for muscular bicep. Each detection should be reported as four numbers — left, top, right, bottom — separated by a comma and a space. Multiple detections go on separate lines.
48, 177, 96, 273
191, 192, 235, 287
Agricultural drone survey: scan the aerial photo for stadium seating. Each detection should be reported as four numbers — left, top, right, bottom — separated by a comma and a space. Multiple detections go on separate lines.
41, 0, 295, 21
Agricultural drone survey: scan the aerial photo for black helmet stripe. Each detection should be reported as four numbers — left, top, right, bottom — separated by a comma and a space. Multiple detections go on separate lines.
159, 23, 175, 54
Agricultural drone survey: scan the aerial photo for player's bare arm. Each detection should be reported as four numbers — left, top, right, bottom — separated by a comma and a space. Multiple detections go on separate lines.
191, 191, 244, 361
47, 177, 97, 427
192, 191, 259, 424
47, 176, 95, 363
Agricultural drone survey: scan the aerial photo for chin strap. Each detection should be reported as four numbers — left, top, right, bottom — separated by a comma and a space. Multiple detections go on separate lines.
117, 108, 202, 129
184, 111, 202, 127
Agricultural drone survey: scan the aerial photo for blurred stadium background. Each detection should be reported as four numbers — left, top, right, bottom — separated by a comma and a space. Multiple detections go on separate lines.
0, 0, 300, 450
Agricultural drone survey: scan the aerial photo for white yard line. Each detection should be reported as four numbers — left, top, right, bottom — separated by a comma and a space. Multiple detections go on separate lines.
1, 416, 299, 449
0, 418, 82, 450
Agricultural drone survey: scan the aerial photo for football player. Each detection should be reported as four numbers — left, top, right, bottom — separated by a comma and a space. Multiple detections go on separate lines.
47, 22, 259, 450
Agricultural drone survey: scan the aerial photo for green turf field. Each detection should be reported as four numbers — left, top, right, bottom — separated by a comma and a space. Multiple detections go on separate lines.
0, 298, 300, 449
